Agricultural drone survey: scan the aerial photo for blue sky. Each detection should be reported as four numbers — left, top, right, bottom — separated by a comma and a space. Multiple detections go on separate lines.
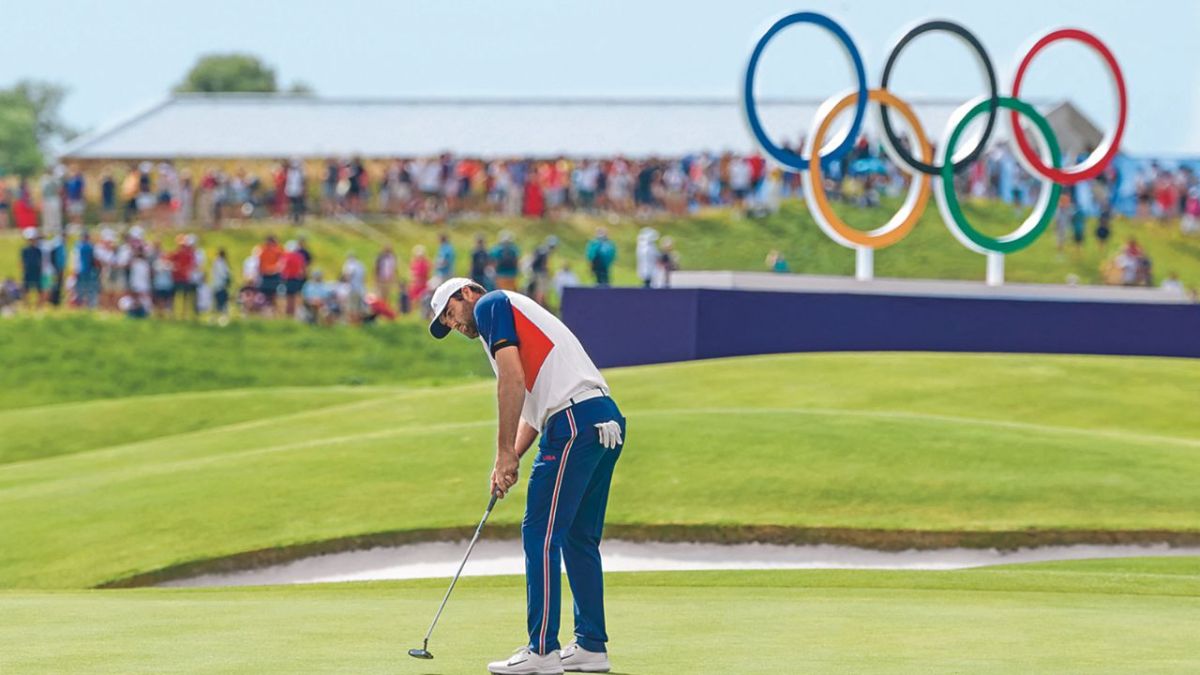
2, 0, 1196, 156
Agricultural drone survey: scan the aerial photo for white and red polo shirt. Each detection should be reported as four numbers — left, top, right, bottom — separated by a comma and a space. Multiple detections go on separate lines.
473, 290, 608, 429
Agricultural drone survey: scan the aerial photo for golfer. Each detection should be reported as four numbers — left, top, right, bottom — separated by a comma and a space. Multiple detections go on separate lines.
430, 277, 625, 675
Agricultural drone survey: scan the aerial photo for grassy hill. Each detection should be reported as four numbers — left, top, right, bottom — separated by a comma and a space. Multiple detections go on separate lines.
2, 198, 1199, 291
2, 351, 1198, 589
0, 314, 486, 410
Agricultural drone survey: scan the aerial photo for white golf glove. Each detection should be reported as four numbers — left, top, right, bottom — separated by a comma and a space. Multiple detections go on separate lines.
594, 420, 623, 449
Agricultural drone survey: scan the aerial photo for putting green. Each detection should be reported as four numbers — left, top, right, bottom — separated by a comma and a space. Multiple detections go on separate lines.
1, 559, 1198, 674
2, 352, 1199, 589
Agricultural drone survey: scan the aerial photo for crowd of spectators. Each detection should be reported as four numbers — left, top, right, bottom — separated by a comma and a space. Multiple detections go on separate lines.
1, 142, 1197, 232
2, 140, 1197, 314
1, 224, 683, 321
0, 153, 788, 230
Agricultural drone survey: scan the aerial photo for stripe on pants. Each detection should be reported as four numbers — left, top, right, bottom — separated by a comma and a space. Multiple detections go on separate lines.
539, 408, 577, 654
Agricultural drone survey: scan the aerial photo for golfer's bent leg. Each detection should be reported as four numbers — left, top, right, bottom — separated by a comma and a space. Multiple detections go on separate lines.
523, 408, 606, 656
563, 397, 625, 654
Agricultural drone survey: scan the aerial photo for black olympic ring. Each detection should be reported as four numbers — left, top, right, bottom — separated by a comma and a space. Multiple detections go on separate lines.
878, 20, 1000, 176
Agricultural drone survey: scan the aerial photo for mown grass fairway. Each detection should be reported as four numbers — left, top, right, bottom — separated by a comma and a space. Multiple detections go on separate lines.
3, 317, 1198, 672
2, 350, 1199, 589
2, 560, 1198, 674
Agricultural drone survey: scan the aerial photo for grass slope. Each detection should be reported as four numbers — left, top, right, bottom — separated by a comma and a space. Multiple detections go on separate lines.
2, 352, 1198, 589
2, 199, 1199, 291
0, 314, 487, 409
2, 560, 1198, 674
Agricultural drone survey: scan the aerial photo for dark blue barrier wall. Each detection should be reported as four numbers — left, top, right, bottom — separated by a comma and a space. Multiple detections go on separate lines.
561, 287, 1200, 367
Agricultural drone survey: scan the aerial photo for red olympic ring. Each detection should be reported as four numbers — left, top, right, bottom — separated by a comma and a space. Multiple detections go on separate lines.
1009, 28, 1127, 185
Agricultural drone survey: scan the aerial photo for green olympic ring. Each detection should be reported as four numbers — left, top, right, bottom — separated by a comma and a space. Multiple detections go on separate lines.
935, 96, 1062, 255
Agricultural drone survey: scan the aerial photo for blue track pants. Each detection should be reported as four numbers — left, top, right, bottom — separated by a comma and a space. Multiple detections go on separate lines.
523, 395, 624, 655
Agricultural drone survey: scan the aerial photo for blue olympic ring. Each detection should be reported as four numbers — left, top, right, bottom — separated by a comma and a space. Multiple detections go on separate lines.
742, 12, 868, 171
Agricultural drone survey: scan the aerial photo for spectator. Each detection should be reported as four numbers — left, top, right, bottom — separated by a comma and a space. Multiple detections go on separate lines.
243, 245, 261, 291
375, 244, 399, 301
150, 242, 174, 316
0, 277, 20, 316
74, 231, 99, 308
341, 252, 366, 321
44, 231, 66, 306
766, 250, 790, 273
40, 167, 64, 234
129, 248, 152, 315
729, 156, 752, 206
301, 269, 330, 324
13, 181, 37, 231
0, 181, 10, 230
281, 240, 308, 318
523, 168, 545, 218
409, 245, 431, 309
118, 293, 148, 319
272, 160, 288, 218
1183, 187, 1200, 236
586, 227, 617, 286
652, 236, 679, 288
527, 236, 557, 307
258, 235, 284, 309
1107, 238, 1152, 287
297, 236, 313, 268
363, 293, 398, 323
1054, 192, 1073, 251
211, 248, 232, 317
284, 159, 306, 224
1161, 272, 1184, 295
177, 170, 194, 226
554, 261, 580, 305
1096, 202, 1113, 250
100, 172, 116, 221
635, 227, 659, 288
20, 229, 43, 308
435, 233, 456, 278
322, 159, 339, 216
94, 229, 118, 309
469, 234, 492, 289
65, 167, 85, 226
491, 231, 520, 291
136, 162, 156, 219
120, 166, 140, 222
171, 234, 198, 317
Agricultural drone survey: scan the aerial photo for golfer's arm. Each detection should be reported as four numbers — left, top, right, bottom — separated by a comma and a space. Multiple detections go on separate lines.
494, 346, 525, 461
515, 420, 539, 459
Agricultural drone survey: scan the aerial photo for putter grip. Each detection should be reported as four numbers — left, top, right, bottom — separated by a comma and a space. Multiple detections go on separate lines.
486, 493, 498, 512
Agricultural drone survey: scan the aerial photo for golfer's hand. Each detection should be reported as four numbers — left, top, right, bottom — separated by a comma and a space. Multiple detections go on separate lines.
491, 451, 519, 498
594, 421, 623, 449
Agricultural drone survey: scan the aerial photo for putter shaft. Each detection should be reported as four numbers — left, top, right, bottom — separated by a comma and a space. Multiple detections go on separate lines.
417, 493, 499, 648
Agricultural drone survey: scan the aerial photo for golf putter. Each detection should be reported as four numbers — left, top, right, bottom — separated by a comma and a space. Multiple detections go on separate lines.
409, 492, 500, 660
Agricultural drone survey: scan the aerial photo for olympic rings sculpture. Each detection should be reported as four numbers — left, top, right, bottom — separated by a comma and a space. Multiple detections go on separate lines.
742, 12, 1126, 283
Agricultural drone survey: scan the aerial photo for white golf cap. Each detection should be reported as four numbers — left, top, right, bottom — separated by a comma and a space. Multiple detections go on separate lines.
428, 277, 475, 339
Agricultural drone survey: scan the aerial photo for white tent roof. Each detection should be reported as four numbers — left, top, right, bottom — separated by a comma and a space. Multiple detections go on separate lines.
59, 93, 1079, 161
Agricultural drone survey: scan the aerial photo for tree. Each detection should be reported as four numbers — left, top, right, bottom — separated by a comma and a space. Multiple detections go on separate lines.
10, 80, 76, 147
0, 101, 42, 177
0, 80, 72, 177
175, 53, 278, 93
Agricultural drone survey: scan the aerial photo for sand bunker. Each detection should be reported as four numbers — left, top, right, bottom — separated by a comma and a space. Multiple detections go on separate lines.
158, 539, 1200, 587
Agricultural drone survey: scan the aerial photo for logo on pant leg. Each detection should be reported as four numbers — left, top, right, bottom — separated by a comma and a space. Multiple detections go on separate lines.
542, 455, 557, 461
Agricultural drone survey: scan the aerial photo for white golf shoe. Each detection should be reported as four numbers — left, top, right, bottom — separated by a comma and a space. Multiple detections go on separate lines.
487, 646, 564, 674
560, 641, 611, 673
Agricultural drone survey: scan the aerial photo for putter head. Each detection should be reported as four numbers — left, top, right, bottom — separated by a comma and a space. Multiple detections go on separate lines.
408, 648, 434, 660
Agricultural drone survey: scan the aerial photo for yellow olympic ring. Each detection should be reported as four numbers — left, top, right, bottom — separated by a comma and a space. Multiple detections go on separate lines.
803, 89, 932, 249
